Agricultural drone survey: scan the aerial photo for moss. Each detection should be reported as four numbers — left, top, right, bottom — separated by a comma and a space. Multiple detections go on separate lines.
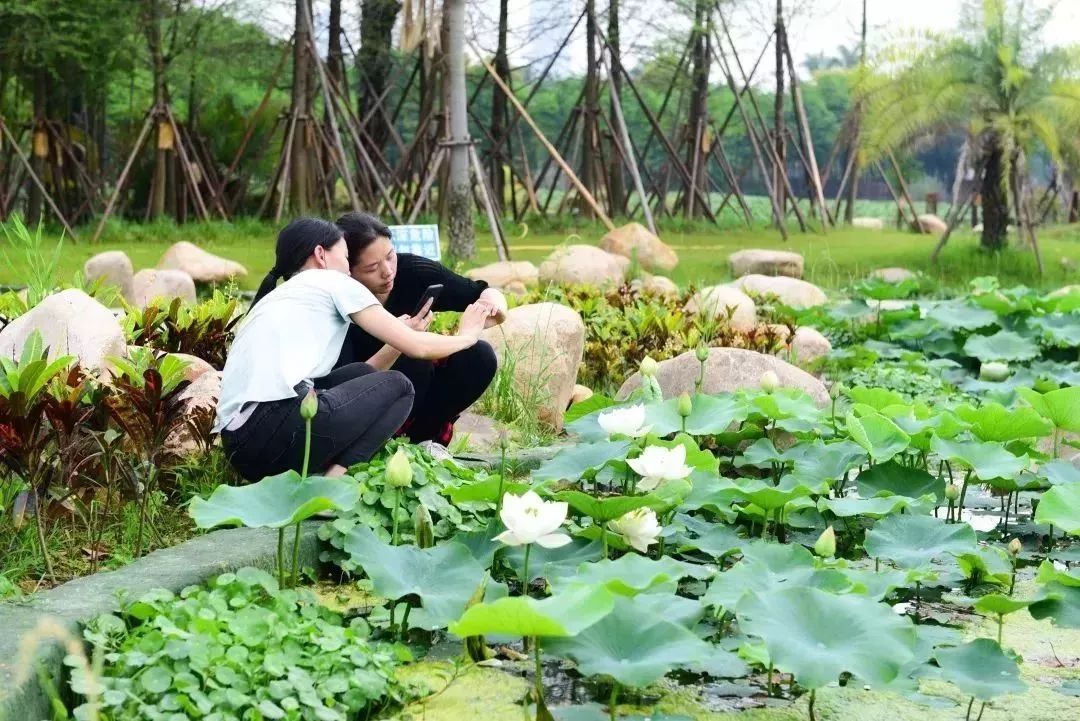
387, 661, 530, 721
310, 579, 383, 616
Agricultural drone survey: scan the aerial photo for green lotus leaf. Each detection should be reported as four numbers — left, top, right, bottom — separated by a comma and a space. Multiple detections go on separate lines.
189, 471, 360, 529
341, 525, 486, 629
818, 495, 912, 519
564, 394, 617, 426
927, 302, 998, 331
1030, 581, 1080, 629
1028, 313, 1080, 348
963, 330, 1040, 362
735, 438, 789, 468
731, 478, 814, 512
837, 567, 911, 602
502, 538, 605, 582
702, 541, 850, 612
737, 587, 918, 689
750, 390, 824, 423
546, 596, 747, 689
846, 386, 906, 410
448, 584, 615, 638
1039, 460, 1080, 486
649, 393, 748, 437
784, 440, 867, 486
675, 518, 744, 559
446, 477, 530, 504
556, 491, 654, 523
955, 547, 1012, 588
646, 433, 720, 474
1036, 559, 1080, 587
549, 554, 713, 597
856, 460, 943, 502
1017, 387, 1080, 433
953, 402, 1054, 442
930, 437, 1029, 482
934, 639, 1025, 701
533, 440, 632, 483
864, 514, 977, 569
972, 594, 1033, 617
846, 411, 911, 463
1034, 484, 1080, 535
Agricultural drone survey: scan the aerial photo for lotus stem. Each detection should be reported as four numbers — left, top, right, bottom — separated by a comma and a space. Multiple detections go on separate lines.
533, 636, 543, 712
767, 662, 774, 697
976, 701, 986, 721
957, 470, 972, 516
291, 523, 301, 588
400, 603, 413, 640
276, 528, 285, 588
601, 527, 609, 560
965, 697, 975, 721
1009, 559, 1017, 596
808, 688, 817, 721
391, 488, 401, 546
522, 544, 532, 597
997, 614, 1003, 645
301, 419, 312, 479
609, 682, 619, 721
1053, 429, 1060, 459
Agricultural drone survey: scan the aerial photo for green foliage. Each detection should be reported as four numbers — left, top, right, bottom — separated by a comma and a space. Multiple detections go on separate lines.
864, 514, 978, 569
0, 216, 64, 307
933, 639, 1026, 700
76, 568, 413, 721
189, 471, 360, 530
122, 290, 242, 369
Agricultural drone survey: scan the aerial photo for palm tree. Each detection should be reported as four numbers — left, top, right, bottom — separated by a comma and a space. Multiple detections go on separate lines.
861, 0, 1080, 268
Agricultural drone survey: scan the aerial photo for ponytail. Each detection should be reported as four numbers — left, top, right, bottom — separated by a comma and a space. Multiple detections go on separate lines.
250, 218, 343, 307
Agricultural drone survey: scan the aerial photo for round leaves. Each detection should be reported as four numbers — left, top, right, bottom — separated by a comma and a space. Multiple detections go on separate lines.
189, 471, 359, 529
934, 639, 1025, 700
864, 514, 977, 569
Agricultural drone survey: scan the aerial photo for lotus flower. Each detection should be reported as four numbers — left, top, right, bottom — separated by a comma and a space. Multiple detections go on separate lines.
386, 447, 414, 488
597, 404, 651, 438
608, 507, 661, 553
814, 526, 836, 558
759, 370, 780, 393
494, 491, 571, 548
627, 444, 693, 492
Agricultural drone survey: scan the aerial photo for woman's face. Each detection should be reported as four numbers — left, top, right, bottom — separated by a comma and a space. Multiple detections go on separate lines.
350, 236, 397, 296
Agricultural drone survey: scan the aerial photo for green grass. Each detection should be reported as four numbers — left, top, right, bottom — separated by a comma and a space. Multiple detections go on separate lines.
2, 212, 1079, 294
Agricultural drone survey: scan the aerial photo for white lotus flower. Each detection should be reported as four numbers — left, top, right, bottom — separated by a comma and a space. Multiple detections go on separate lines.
608, 508, 662, 553
627, 444, 693, 491
597, 404, 651, 438
494, 491, 571, 549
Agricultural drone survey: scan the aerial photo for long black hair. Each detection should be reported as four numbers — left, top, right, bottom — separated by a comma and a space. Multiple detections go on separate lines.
336, 212, 392, 266
251, 217, 344, 306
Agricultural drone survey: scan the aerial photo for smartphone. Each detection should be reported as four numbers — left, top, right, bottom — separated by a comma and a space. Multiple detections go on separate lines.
412, 284, 444, 316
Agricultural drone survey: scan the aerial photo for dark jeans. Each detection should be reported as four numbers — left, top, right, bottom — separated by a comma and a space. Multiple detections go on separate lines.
393, 340, 498, 444
221, 363, 414, 481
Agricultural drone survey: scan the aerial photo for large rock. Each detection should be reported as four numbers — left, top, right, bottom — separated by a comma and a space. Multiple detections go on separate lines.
454, 412, 509, 453
852, 217, 885, 230
617, 347, 829, 406
133, 269, 197, 308
638, 275, 680, 300
0, 289, 125, 375
685, 286, 756, 332
83, 251, 135, 303
914, 214, 947, 234
539, 245, 628, 287
158, 241, 247, 283
732, 274, 827, 309
481, 302, 585, 431
788, 327, 832, 365
599, 223, 679, 272
729, 249, 804, 278
466, 261, 539, 290
870, 267, 916, 284
164, 370, 221, 460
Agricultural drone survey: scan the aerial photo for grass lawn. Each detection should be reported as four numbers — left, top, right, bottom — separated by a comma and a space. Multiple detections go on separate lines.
2, 215, 1079, 294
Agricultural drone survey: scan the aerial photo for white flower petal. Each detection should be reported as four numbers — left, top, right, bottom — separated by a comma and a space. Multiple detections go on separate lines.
494, 529, 525, 546
535, 532, 573, 549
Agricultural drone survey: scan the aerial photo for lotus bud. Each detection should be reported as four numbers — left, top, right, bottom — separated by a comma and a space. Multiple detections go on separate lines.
300, 388, 319, 421
830, 382, 844, 400
414, 504, 435, 548
497, 428, 511, 451
944, 483, 961, 502
640, 356, 659, 378
759, 370, 780, 394
695, 345, 710, 363
814, 526, 836, 558
677, 392, 693, 418
979, 361, 1010, 382
1007, 538, 1022, 557
386, 447, 414, 488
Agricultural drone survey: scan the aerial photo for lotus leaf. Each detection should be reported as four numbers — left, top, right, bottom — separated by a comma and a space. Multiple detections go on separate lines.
972, 594, 1033, 617
702, 541, 850, 611
863, 514, 977, 569
533, 440, 632, 482
953, 403, 1053, 442
930, 437, 1029, 482
1028, 313, 1080, 348
1034, 483, 1080, 535
819, 495, 913, 518
928, 302, 998, 331
934, 639, 1025, 700
856, 461, 943, 501
963, 331, 1040, 362
549, 554, 713, 597
448, 584, 615, 638
846, 411, 911, 462
189, 471, 360, 529
1017, 387, 1080, 433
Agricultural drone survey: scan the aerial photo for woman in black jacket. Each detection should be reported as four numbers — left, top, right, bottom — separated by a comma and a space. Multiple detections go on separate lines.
334, 212, 508, 454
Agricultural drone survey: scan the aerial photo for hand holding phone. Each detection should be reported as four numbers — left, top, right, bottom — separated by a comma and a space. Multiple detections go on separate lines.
412, 284, 444, 317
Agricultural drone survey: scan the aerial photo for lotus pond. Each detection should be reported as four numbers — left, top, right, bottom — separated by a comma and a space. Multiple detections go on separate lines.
42, 279, 1080, 721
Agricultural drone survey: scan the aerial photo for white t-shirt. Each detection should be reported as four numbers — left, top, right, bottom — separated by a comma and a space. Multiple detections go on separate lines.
214, 269, 379, 432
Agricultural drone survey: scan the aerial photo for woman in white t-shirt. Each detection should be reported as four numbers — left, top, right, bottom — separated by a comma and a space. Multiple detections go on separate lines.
215, 217, 488, 480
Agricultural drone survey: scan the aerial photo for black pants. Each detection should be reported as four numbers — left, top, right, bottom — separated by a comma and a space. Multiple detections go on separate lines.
393, 340, 498, 444
221, 363, 414, 481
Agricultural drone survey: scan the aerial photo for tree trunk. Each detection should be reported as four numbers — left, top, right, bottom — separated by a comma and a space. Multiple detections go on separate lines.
358, 0, 401, 160
607, 0, 625, 216
444, 0, 475, 259
490, 0, 510, 216
323, 0, 345, 200
144, 0, 169, 220
773, 0, 787, 216
980, 133, 1008, 251
27, 69, 47, 224
684, 0, 710, 217
289, 0, 315, 214
579, 0, 599, 219
844, 0, 867, 223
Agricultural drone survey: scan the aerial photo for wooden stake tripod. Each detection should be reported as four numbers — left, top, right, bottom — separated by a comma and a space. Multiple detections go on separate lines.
0, 116, 78, 239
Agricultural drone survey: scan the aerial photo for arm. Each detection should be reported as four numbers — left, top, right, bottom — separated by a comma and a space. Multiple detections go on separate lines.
351, 303, 483, 361
477, 287, 508, 326
365, 343, 403, 370
400, 254, 489, 312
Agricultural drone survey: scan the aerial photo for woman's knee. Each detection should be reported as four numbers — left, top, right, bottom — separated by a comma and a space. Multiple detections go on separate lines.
469, 340, 499, 381
385, 369, 417, 401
